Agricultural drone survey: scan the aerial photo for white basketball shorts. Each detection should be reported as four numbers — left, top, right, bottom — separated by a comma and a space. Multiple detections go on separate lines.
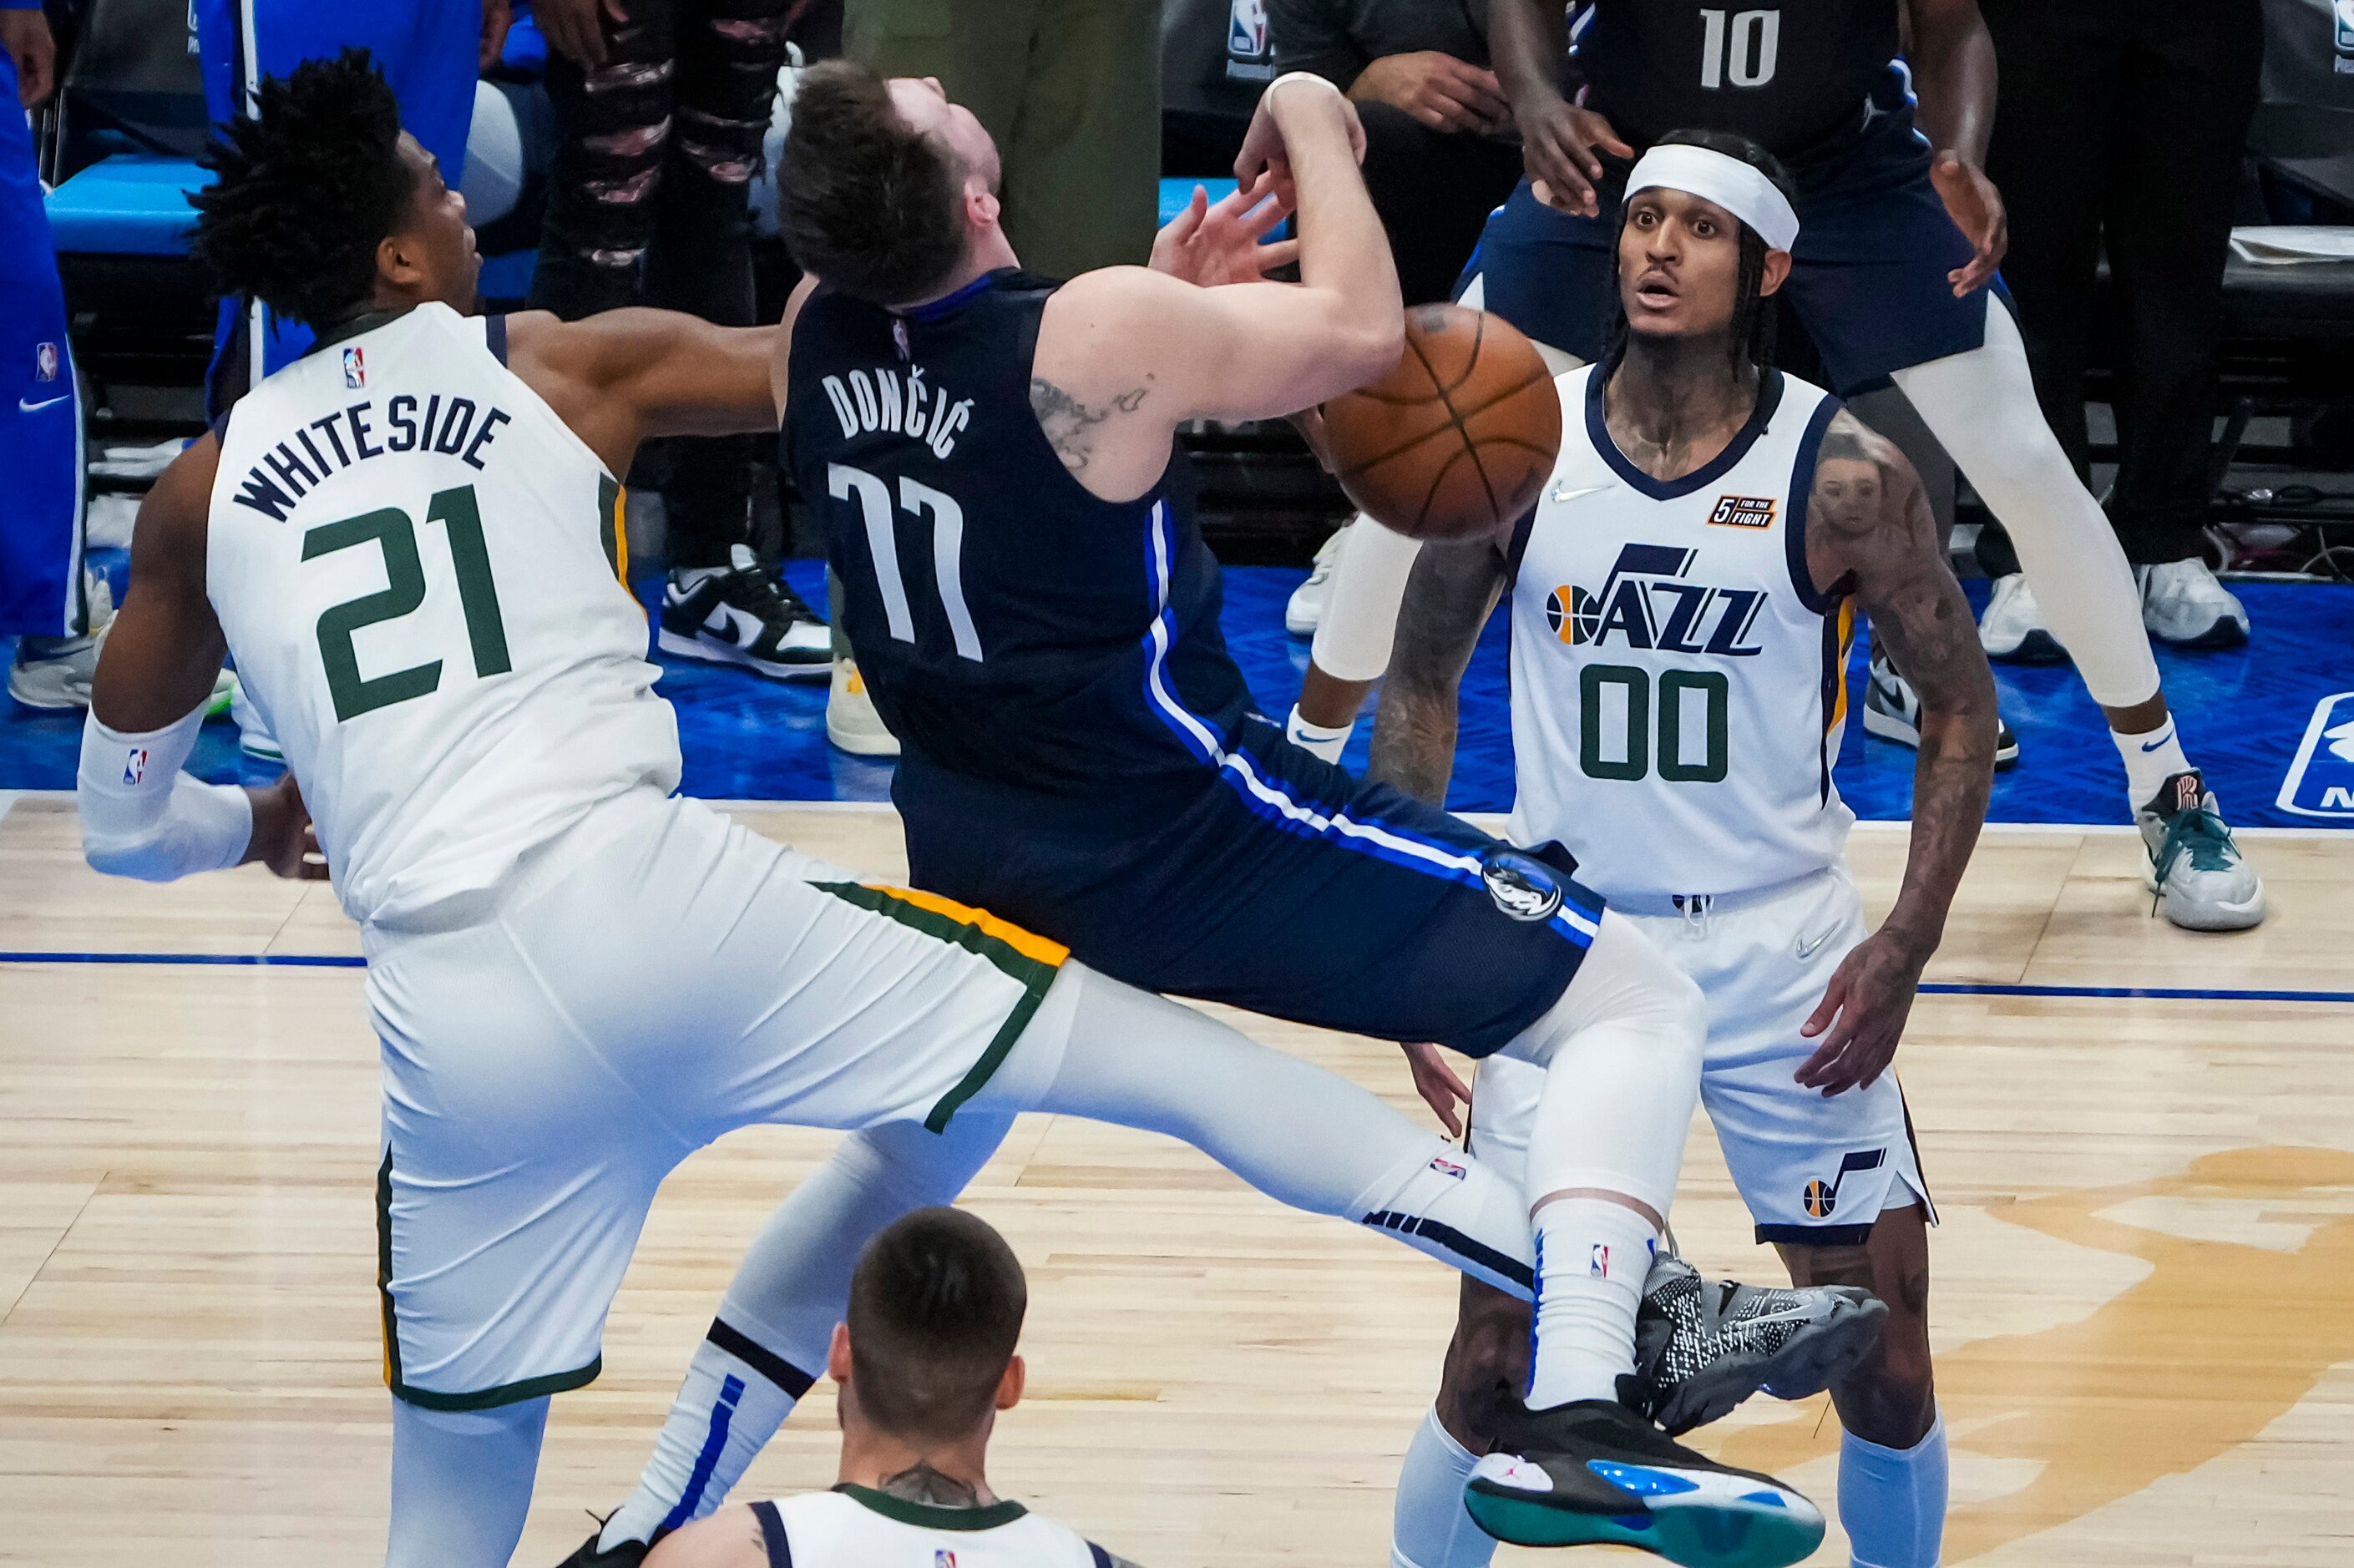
360, 787, 1075, 1409
1467, 864, 1933, 1245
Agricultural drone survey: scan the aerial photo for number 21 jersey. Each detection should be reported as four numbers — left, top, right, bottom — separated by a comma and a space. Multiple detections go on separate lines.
206, 303, 681, 928
1505, 366, 1854, 903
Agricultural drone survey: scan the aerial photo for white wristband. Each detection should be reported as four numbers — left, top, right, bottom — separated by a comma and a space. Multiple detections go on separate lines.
1266, 70, 1346, 109
78, 705, 254, 883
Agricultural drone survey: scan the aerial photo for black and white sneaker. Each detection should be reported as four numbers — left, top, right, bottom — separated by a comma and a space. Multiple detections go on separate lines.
1465, 1394, 1824, 1565
1633, 1252, 1888, 1436
553, 1521, 652, 1566
658, 545, 831, 681
1860, 650, 2019, 771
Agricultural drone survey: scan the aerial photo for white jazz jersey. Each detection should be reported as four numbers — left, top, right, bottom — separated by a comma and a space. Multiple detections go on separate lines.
757, 1488, 1113, 1567
1505, 366, 1855, 903
207, 302, 680, 928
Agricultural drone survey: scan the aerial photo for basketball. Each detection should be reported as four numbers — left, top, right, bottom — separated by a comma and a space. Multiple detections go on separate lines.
1318, 303, 1562, 543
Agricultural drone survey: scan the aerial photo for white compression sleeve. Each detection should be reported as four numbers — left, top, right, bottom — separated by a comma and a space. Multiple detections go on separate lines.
1033, 964, 1536, 1297
1891, 297, 2161, 711
1392, 1405, 1496, 1568
1309, 513, 1423, 682
78, 705, 252, 881
386, 1396, 548, 1568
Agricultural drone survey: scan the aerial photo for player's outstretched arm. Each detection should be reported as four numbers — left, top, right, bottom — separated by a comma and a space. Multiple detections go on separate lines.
1796, 410, 1995, 1094
81, 436, 321, 883
1366, 538, 1509, 806
505, 308, 781, 478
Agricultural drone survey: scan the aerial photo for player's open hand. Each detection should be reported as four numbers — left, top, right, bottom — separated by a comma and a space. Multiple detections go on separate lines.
245, 774, 329, 883
1516, 96, 1632, 220
1795, 928, 1924, 1096
1401, 1041, 1471, 1139
1931, 151, 2007, 297
1349, 52, 1511, 138
1149, 174, 1299, 289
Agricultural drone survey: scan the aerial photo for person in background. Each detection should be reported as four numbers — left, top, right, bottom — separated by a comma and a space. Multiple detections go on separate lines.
0, 0, 104, 711
643, 1209, 1149, 1568
1271, 0, 1525, 638
1977, 0, 2266, 650
532, 0, 833, 691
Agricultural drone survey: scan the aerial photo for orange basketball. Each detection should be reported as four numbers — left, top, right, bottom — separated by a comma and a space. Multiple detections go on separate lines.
1319, 303, 1562, 544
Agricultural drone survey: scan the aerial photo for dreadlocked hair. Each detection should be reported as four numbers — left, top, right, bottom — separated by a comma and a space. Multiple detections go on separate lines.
1600, 128, 1797, 380
190, 49, 412, 329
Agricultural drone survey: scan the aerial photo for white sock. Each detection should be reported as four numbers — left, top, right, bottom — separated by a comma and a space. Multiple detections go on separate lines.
1839, 1410, 1947, 1568
386, 1397, 549, 1568
1392, 1406, 1497, 1568
1286, 704, 1354, 763
1526, 1196, 1655, 1409
2113, 716, 2192, 807
600, 1323, 813, 1550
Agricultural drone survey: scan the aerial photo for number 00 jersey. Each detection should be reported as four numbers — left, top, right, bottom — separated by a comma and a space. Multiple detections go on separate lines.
207, 303, 681, 928
1504, 366, 1855, 904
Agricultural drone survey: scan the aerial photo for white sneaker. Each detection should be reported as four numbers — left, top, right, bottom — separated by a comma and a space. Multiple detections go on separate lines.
1977, 573, 2067, 664
1860, 650, 2019, 768
2136, 771, 2265, 931
2136, 559, 2249, 650
826, 657, 899, 757
230, 679, 283, 761
7, 575, 116, 711
1285, 522, 1350, 637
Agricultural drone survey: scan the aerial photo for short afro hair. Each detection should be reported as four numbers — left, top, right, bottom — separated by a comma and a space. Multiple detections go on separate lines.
190, 48, 414, 329
845, 1207, 1026, 1444
779, 61, 968, 307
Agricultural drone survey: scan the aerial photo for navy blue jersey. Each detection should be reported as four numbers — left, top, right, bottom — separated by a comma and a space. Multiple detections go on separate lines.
1574, 0, 1901, 164
782, 271, 1255, 827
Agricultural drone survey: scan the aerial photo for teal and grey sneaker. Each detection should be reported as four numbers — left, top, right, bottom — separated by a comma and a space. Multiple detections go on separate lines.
1634, 1252, 1888, 1436
1465, 1394, 1824, 1565
2138, 771, 2265, 932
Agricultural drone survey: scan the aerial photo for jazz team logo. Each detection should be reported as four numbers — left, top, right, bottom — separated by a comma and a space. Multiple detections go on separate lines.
1542, 542, 1767, 655
2277, 691, 2354, 818
342, 346, 366, 389
33, 341, 58, 382
1802, 1148, 1887, 1219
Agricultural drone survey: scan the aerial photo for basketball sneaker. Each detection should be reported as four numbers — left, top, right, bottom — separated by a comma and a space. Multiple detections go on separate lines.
658, 546, 831, 681
1860, 650, 2019, 771
1285, 521, 1350, 636
1977, 573, 2067, 664
1632, 1252, 1888, 1436
7, 574, 114, 710
826, 656, 899, 757
2137, 560, 2250, 650
553, 1522, 651, 1566
2138, 771, 2265, 932
1464, 1394, 1824, 1565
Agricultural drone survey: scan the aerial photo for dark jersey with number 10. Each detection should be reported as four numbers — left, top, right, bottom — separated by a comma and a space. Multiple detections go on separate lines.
1574, 0, 1902, 164
781, 269, 1255, 833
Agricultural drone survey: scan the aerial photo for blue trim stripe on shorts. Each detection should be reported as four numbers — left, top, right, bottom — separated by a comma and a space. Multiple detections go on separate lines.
1135, 502, 1600, 947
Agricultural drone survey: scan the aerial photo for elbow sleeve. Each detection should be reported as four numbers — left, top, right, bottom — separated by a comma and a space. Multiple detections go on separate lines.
78, 706, 253, 882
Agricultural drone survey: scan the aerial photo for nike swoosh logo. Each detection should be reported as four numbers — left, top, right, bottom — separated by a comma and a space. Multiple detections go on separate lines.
1794, 927, 1838, 960
2139, 732, 2175, 752
18, 394, 68, 413
1547, 482, 1611, 505
1736, 1303, 1831, 1328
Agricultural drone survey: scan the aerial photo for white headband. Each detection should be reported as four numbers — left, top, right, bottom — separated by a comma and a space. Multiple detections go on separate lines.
1624, 144, 1800, 253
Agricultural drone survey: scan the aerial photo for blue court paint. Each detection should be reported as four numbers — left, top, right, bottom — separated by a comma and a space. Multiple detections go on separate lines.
6, 559, 2351, 827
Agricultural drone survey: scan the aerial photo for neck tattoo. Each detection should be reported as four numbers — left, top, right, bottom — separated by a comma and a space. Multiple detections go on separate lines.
879, 1463, 981, 1508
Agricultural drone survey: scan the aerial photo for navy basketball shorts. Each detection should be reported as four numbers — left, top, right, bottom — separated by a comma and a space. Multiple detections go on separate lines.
1457, 87, 1996, 396
899, 715, 1607, 1058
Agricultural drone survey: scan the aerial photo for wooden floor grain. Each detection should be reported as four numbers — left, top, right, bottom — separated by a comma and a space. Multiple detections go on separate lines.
3, 797, 2350, 1565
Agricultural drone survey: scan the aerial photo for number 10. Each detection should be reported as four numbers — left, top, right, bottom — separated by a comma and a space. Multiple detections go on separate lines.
1698, 8, 1780, 89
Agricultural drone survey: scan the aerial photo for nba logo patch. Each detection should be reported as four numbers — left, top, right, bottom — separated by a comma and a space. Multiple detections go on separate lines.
1589, 1243, 1609, 1277
934, 1552, 956, 1568
2336, 0, 2354, 53
1430, 1156, 1467, 1181
2279, 691, 2354, 818
33, 341, 58, 382
1228, 0, 1268, 57
893, 319, 912, 361
122, 747, 148, 787
343, 346, 366, 389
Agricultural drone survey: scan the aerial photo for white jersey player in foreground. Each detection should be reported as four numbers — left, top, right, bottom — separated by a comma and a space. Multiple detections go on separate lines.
80, 53, 1862, 1568
1369, 134, 1995, 1568
647, 1207, 1143, 1568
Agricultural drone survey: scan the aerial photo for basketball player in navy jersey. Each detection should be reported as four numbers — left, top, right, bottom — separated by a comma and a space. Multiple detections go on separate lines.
575, 63, 1882, 1568
1288, 0, 2265, 934
1369, 129, 1987, 1568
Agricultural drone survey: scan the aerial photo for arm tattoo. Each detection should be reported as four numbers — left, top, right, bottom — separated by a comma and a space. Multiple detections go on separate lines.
1030, 377, 1151, 474
878, 1463, 982, 1508
1807, 411, 1994, 955
1367, 539, 1509, 803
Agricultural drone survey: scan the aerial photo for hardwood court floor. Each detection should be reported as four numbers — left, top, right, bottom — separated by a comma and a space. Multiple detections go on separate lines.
1, 795, 2350, 1565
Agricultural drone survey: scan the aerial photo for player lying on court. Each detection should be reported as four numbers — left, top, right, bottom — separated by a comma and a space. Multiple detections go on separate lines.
644, 1207, 1146, 1568
573, 63, 1876, 1568
77, 53, 1851, 1568
1364, 133, 1990, 1568
1285, 0, 2264, 935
